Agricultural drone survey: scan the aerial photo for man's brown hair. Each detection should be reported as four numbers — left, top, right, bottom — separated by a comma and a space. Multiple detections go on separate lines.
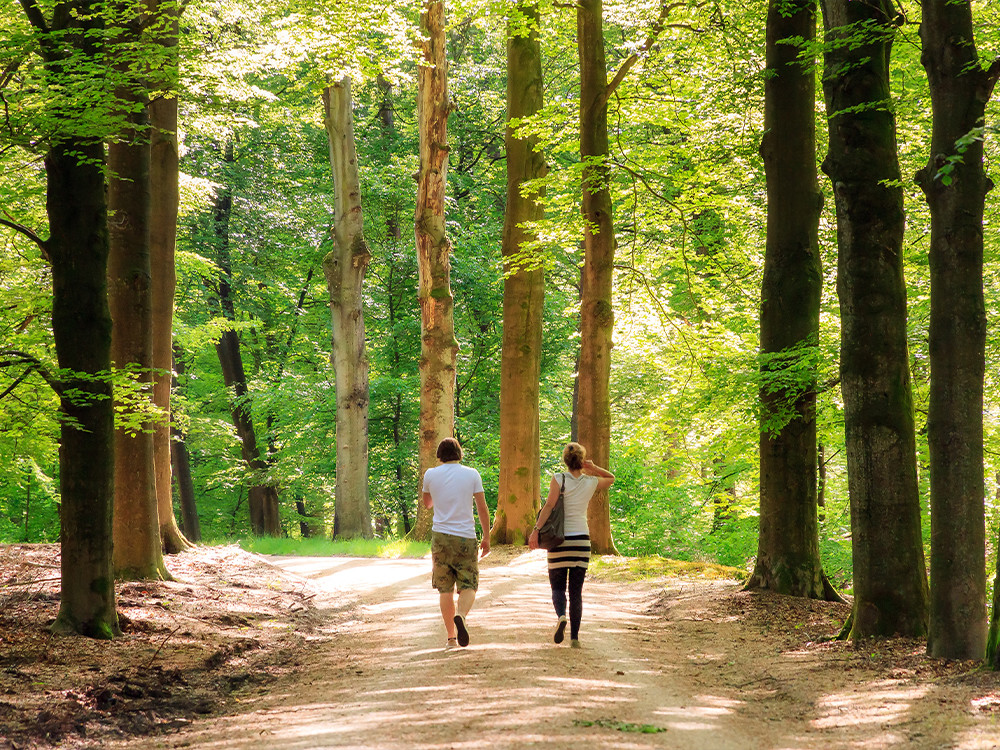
437, 437, 463, 462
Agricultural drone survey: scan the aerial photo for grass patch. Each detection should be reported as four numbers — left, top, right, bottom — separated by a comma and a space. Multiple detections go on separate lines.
206, 537, 430, 559
573, 719, 666, 734
589, 554, 745, 582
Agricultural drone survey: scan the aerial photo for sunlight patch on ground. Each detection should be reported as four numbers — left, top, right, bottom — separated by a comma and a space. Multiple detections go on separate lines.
812, 680, 929, 729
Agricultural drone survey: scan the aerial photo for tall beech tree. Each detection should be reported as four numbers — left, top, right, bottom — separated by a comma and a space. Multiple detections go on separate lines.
574, 0, 676, 555
322, 76, 373, 539
13, 0, 120, 636
493, 1, 545, 545
149, 0, 189, 554
916, 0, 999, 661
819, 0, 928, 639
171, 350, 201, 541
576, 0, 617, 555
108, 41, 167, 580
747, 0, 836, 600
412, 0, 457, 540
209, 143, 280, 536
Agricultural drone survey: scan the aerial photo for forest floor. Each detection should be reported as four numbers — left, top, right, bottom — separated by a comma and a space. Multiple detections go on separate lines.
2, 545, 1000, 749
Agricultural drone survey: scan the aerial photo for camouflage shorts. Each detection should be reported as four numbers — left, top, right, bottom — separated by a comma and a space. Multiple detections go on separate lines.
431, 532, 479, 593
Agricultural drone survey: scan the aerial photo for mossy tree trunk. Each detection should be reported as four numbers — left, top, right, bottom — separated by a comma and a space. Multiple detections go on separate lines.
819, 0, 928, 639
17, 0, 121, 637
747, 0, 838, 601
916, 0, 999, 661
412, 0, 457, 541
322, 77, 373, 540
48, 135, 121, 638
493, 0, 545, 545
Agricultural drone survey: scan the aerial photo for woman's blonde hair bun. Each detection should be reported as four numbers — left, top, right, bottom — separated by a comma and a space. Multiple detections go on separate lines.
563, 442, 586, 470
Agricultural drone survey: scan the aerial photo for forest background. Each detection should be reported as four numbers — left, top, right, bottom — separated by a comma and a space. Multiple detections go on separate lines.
1, 0, 999, 597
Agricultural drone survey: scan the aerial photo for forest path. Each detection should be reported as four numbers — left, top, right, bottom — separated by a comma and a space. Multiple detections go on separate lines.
136, 549, 998, 750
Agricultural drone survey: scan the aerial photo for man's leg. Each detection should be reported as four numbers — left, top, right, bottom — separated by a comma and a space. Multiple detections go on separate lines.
456, 588, 476, 618
439, 591, 458, 638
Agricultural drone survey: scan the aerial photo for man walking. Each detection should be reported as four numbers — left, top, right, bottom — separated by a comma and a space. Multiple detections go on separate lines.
422, 437, 490, 648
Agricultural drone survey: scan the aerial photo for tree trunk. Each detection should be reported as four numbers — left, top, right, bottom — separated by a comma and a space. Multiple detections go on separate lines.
322, 77, 373, 540
170, 350, 200, 542
20, 0, 121, 637
47, 136, 121, 638
819, 0, 928, 638
747, 0, 836, 600
149, 0, 189, 555
578, 0, 617, 555
108, 54, 168, 581
493, 0, 545, 545
916, 1, 999, 661
411, 0, 457, 541
210, 147, 281, 536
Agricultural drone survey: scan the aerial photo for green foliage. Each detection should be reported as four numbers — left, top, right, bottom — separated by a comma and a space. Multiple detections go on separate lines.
573, 719, 666, 734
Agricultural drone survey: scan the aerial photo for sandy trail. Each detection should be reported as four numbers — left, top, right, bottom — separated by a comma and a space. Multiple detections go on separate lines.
134, 550, 1000, 750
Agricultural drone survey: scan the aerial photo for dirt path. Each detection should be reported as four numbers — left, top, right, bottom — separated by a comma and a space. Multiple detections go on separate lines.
130, 549, 1000, 750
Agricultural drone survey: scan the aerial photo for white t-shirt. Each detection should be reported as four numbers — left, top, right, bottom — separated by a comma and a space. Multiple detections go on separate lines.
555, 472, 600, 536
423, 462, 485, 540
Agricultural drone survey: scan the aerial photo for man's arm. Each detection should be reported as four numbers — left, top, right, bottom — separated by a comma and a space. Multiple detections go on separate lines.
474, 491, 490, 557
422, 491, 433, 509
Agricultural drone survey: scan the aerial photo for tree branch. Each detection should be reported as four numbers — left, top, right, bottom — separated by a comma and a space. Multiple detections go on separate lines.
0, 216, 49, 259
594, 0, 692, 115
0, 350, 60, 394
983, 56, 1000, 103
17, 0, 49, 34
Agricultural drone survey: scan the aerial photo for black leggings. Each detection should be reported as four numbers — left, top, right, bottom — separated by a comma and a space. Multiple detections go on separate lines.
548, 566, 587, 639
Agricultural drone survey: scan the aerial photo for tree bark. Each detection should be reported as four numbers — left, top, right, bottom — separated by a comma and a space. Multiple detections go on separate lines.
747, 0, 836, 600
211, 146, 280, 536
149, 0, 189, 555
819, 0, 928, 638
46, 135, 121, 637
578, 0, 617, 555
18, 0, 121, 637
493, 0, 545, 545
411, 0, 457, 541
108, 17, 168, 581
170, 349, 200, 542
916, 0, 999, 662
322, 77, 373, 540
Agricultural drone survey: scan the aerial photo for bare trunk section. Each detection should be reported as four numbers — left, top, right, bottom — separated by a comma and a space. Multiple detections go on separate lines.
170, 349, 200, 542
149, 0, 189, 554
917, 1, 999, 662
47, 136, 121, 638
412, 0, 457, 541
748, 0, 837, 600
493, 0, 545, 545
211, 149, 280, 536
322, 78, 373, 540
819, 0, 928, 639
578, 0, 617, 555
108, 44, 168, 582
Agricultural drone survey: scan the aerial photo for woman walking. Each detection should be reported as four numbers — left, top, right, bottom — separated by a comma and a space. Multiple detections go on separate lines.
528, 442, 614, 647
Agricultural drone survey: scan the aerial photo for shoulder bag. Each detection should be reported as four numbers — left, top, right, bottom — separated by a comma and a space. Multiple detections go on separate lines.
536, 473, 566, 551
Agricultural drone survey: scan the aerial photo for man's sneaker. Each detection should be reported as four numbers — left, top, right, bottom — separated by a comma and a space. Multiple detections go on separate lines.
570, 639, 581, 649
445, 637, 458, 650
554, 616, 568, 644
454, 614, 470, 647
